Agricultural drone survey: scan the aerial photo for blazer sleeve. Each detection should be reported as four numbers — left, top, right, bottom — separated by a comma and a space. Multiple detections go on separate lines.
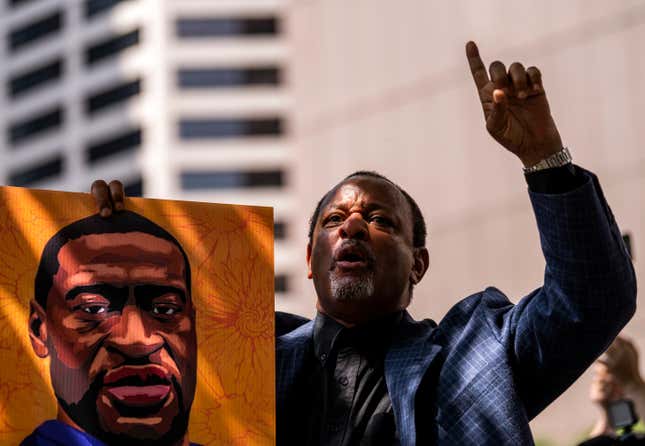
505, 166, 637, 419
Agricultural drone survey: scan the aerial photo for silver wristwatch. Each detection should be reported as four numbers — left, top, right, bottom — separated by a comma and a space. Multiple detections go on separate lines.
522, 147, 572, 174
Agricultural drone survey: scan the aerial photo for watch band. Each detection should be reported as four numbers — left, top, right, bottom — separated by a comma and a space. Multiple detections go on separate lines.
522, 147, 572, 174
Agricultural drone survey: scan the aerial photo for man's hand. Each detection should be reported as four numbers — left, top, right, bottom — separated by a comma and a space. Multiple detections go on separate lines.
91, 180, 125, 217
466, 41, 563, 168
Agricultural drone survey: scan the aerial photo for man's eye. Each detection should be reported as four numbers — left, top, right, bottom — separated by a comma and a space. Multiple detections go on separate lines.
371, 216, 391, 226
324, 215, 344, 225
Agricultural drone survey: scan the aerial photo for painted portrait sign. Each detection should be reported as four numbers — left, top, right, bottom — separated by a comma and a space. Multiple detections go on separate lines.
0, 186, 275, 445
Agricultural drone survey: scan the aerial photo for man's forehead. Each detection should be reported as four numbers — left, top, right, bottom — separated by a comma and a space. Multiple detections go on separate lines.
324, 175, 408, 210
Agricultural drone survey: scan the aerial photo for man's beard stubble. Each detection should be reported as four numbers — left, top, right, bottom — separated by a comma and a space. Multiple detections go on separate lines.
330, 270, 375, 301
329, 239, 376, 302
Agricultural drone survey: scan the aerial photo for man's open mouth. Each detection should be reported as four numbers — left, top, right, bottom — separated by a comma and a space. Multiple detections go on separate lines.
333, 243, 374, 271
103, 364, 172, 413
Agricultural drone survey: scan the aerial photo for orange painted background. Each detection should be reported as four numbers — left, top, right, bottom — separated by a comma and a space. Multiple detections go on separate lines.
0, 186, 275, 445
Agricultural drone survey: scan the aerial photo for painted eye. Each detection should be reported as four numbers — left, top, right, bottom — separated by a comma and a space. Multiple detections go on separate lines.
82, 305, 107, 314
152, 305, 179, 316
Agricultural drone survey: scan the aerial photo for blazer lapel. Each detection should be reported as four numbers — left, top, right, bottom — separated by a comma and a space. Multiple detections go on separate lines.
385, 312, 441, 446
275, 320, 315, 410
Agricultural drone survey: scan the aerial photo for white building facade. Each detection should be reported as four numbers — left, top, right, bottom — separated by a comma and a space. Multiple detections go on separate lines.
0, 0, 297, 301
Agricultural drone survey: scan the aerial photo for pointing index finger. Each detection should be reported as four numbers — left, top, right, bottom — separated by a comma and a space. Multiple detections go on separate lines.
466, 41, 489, 90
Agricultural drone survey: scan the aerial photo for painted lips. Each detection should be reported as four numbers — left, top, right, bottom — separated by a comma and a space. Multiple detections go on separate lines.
106, 384, 171, 407
103, 364, 172, 407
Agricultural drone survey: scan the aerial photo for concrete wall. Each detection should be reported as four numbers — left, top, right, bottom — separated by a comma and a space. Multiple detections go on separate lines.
283, 1, 645, 443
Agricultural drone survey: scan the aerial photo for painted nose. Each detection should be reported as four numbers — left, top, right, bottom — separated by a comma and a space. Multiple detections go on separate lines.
106, 305, 163, 359
339, 213, 369, 240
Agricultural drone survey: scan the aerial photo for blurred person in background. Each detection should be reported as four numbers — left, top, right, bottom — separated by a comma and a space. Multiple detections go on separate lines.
587, 337, 645, 441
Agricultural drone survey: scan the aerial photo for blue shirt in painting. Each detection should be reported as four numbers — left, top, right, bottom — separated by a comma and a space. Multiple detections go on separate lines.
21, 420, 201, 446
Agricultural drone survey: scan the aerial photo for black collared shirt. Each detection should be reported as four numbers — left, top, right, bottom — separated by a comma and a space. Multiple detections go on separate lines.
302, 311, 403, 446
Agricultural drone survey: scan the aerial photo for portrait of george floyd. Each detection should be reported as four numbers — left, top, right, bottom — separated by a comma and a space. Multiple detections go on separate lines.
0, 186, 275, 445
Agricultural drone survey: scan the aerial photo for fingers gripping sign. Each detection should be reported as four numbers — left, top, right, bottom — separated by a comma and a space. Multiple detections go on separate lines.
466, 41, 564, 168
91, 179, 126, 217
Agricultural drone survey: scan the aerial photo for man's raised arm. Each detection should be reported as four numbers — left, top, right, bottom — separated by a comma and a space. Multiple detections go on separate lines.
466, 41, 637, 418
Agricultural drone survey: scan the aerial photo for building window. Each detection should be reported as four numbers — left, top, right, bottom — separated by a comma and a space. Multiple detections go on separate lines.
9, 10, 63, 52
177, 67, 280, 89
85, 29, 140, 66
86, 79, 141, 115
274, 221, 287, 240
179, 118, 282, 139
9, 107, 63, 145
9, 155, 63, 186
124, 178, 143, 197
9, 0, 40, 8
176, 17, 278, 38
275, 274, 289, 293
181, 169, 284, 190
86, 128, 141, 163
9, 59, 63, 99
85, 0, 128, 18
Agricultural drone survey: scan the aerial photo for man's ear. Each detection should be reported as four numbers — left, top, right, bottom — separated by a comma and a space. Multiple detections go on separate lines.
306, 243, 313, 279
410, 247, 429, 285
29, 300, 49, 358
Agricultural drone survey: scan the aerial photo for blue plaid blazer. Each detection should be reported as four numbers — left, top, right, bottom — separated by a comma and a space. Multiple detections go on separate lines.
276, 169, 636, 445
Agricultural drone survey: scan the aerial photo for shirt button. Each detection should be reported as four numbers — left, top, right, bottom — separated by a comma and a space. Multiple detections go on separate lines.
320, 353, 327, 362
339, 376, 349, 386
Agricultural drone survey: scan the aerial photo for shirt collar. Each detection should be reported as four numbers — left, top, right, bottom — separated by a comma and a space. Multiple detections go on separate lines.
312, 310, 404, 365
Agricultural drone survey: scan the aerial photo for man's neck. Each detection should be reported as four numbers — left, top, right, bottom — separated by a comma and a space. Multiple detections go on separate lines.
316, 302, 405, 327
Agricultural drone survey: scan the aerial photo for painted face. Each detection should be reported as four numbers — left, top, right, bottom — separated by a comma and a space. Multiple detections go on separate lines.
308, 176, 426, 324
41, 232, 196, 444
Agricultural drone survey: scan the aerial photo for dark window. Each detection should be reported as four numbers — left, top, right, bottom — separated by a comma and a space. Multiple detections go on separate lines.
9, 59, 63, 98
181, 169, 284, 190
9, 155, 63, 186
274, 221, 286, 240
178, 67, 280, 88
85, 29, 139, 65
86, 79, 141, 114
86, 128, 141, 163
176, 17, 278, 38
9, 11, 62, 52
275, 274, 289, 293
179, 118, 282, 139
9, 107, 63, 144
9, 0, 39, 8
124, 178, 143, 197
85, 0, 128, 18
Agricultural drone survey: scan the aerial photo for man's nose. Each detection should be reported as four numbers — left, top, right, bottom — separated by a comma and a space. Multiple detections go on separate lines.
105, 306, 163, 359
339, 213, 369, 240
